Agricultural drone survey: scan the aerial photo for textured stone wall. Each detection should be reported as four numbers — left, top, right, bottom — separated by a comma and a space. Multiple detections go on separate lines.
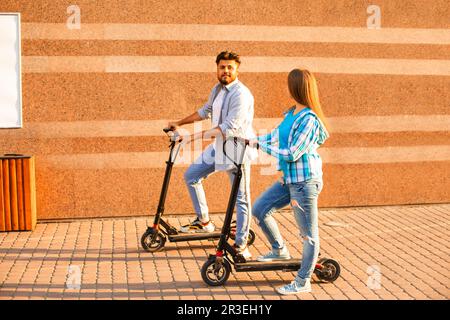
0, 0, 449, 219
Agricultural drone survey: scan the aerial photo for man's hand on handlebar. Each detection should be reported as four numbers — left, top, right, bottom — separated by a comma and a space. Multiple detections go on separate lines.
163, 127, 184, 142
167, 121, 179, 131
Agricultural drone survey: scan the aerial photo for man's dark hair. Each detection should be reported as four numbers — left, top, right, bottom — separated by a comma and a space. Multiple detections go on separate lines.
216, 51, 241, 65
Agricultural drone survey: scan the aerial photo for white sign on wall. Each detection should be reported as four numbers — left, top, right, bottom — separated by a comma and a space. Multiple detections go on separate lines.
0, 13, 22, 128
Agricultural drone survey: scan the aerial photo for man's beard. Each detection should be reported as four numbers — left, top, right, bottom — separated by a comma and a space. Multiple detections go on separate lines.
219, 75, 235, 85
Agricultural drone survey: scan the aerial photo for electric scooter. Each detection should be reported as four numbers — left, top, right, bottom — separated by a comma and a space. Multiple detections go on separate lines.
141, 128, 256, 252
200, 137, 341, 286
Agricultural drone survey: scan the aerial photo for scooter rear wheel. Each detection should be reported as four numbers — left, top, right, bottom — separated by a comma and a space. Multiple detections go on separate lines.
247, 229, 256, 246
201, 256, 231, 286
315, 258, 340, 282
141, 229, 166, 252
230, 220, 256, 246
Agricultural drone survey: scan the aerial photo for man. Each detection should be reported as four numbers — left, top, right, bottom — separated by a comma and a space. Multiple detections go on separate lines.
168, 51, 257, 258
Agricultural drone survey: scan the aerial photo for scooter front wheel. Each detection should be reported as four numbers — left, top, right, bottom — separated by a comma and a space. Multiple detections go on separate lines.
141, 229, 166, 252
201, 256, 231, 286
315, 258, 341, 282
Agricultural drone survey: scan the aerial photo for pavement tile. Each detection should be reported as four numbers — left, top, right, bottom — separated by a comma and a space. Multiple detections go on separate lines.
0, 204, 449, 300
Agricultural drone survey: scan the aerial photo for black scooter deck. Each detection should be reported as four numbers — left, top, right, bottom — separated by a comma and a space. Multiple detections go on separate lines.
235, 260, 300, 272
168, 231, 222, 242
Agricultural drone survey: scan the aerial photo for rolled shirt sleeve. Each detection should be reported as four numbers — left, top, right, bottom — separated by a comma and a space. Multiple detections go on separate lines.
197, 85, 220, 120
197, 103, 212, 120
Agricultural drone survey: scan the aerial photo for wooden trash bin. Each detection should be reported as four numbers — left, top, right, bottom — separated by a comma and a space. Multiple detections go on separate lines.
0, 154, 37, 231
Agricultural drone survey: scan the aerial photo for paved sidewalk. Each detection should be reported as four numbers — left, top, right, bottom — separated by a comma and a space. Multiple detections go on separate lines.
0, 204, 449, 300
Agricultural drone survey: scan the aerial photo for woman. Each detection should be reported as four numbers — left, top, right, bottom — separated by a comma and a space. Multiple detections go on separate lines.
250, 68, 329, 295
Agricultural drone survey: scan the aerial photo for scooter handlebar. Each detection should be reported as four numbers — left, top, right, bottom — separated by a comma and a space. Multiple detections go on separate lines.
245, 139, 259, 149
226, 137, 259, 150
222, 136, 259, 167
163, 127, 175, 133
163, 127, 182, 142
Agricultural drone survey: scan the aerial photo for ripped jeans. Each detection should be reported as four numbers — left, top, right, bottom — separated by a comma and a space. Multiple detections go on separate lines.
184, 145, 252, 249
252, 179, 323, 280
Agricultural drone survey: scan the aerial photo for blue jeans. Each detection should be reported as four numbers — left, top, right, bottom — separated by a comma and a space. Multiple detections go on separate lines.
253, 179, 323, 280
184, 146, 252, 248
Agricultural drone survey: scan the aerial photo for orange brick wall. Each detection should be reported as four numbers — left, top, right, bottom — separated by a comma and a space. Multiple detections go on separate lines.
0, 0, 449, 219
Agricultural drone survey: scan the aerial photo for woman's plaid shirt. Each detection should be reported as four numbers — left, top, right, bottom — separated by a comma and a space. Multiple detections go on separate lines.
257, 108, 329, 184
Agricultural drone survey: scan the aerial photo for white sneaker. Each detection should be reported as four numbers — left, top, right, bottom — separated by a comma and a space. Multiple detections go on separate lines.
257, 246, 291, 262
234, 245, 252, 259
202, 221, 215, 233
277, 277, 311, 295
240, 247, 252, 259
180, 218, 216, 233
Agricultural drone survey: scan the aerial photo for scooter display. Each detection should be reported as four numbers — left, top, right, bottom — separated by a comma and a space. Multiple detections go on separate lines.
200, 137, 341, 286
141, 128, 256, 252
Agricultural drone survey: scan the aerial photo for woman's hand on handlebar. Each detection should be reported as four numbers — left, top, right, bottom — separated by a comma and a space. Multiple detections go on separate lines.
248, 138, 259, 149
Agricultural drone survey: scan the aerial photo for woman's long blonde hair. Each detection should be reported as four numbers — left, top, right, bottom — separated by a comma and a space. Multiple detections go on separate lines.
288, 69, 329, 131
